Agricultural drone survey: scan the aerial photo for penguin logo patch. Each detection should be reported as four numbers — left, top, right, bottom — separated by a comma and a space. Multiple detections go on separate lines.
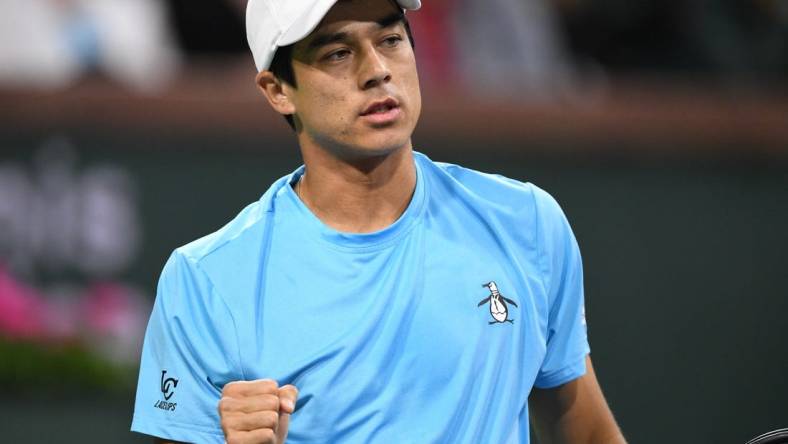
478, 281, 518, 324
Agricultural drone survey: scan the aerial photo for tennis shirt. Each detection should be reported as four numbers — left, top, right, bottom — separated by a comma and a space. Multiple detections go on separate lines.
131, 151, 590, 443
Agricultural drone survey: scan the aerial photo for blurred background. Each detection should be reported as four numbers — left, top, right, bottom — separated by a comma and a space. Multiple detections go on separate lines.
0, 0, 786, 442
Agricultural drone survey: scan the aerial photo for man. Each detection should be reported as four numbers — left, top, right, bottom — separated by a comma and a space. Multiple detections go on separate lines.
131, 0, 627, 442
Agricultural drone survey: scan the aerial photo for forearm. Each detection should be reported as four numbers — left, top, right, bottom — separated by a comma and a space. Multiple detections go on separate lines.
590, 427, 627, 444
576, 411, 626, 444
532, 405, 625, 444
530, 356, 626, 444
567, 394, 625, 444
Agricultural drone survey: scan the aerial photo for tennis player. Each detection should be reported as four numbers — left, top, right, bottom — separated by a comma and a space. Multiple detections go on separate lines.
131, 0, 627, 442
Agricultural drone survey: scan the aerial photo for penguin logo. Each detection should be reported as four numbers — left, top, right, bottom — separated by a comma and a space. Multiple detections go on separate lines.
478, 281, 518, 324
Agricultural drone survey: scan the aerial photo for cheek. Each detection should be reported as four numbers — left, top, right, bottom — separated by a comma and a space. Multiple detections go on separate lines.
299, 82, 358, 137
327, 93, 352, 132
401, 66, 422, 122
301, 83, 349, 120
408, 73, 421, 107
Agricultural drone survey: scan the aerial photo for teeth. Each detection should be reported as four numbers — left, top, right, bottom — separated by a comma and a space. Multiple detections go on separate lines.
367, 103, 393, 114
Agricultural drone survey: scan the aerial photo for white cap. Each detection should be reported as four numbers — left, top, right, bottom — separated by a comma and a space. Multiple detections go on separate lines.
246, 0, 421, 72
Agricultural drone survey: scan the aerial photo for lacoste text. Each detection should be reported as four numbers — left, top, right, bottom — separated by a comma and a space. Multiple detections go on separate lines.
154, 400, 177, 411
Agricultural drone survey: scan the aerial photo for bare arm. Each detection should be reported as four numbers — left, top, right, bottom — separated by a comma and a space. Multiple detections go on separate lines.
529, 355, 626, 444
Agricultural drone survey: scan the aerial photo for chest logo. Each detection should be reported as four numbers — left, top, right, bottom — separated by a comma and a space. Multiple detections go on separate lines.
478, 281, 518, 324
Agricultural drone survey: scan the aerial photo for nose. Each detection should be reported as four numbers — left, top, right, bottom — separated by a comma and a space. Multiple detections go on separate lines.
358, 45, 391, 90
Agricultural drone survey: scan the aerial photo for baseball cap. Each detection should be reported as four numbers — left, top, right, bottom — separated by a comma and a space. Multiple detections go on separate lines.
246, 0, 421, 72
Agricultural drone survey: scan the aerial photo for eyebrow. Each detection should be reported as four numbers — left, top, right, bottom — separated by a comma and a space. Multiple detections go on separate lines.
306, 12, 405, 52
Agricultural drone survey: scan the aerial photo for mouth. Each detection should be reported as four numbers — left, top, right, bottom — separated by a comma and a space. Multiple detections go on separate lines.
359, 97, 402, 125
360, 98, 400, 116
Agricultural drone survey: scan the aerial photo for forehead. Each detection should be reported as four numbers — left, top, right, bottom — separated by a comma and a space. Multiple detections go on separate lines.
303, 0, 402, 42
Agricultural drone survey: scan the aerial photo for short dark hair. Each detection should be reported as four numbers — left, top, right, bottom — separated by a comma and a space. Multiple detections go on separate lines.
269, 14, 416, 131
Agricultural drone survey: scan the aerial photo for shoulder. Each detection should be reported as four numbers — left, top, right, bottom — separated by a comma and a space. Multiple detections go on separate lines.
176, 200, 269, 265
151, 191, 278, 336
416, 152, 563, 222
416, 152, 576, 270
174, 173, 291, 268
154, 173, 293, 305
420, 153, 531, 197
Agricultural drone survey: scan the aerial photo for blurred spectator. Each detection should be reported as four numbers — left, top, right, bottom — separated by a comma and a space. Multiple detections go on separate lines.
0, 0, 180, 92
4, 0, 784, 94
558, 0, 788, 82
450, 0, 580, 99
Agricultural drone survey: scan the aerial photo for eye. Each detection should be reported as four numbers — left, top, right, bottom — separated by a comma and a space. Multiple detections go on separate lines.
325, 48, 351, 62
382, 35, 403, 48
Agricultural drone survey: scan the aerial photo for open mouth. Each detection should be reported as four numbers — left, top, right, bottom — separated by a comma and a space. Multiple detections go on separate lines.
361, 98, 399, 116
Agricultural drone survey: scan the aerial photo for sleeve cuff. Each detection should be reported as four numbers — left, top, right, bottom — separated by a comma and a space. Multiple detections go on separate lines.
131, 414, 224, 443
533, 352, 588, 389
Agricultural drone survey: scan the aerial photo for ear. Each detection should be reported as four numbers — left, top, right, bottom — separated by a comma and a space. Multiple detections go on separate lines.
256, 71, 296, 116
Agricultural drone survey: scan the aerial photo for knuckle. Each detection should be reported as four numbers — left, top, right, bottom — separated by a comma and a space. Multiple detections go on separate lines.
261, 394, 280, 409
218, 396, 233, 413
259, 428, 276, 442
260, 378, 279, 391
223, 381, 241, 396
263, 410, 279, 427
220, 416, 236, 434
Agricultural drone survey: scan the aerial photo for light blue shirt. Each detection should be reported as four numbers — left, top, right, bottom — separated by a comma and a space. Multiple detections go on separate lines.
132, 152, 590, 443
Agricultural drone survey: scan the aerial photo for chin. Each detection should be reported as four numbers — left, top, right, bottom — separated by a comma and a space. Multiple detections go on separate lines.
332, 126, 412, 157
358, 133, 412, 156
332, 141, 405, 162
305, 120, 415, 161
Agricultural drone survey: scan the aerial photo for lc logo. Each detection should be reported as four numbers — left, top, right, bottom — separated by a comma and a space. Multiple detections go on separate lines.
160, 370, 179, 401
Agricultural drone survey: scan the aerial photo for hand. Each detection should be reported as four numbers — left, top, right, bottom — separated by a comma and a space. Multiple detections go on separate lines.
219, 379, 299, 444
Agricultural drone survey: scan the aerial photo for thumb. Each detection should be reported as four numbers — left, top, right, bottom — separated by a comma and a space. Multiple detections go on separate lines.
278, 384, 299, 414
276, 385, 298, 443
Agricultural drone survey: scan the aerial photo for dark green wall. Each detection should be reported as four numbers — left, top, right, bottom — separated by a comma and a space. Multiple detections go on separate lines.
1, 128, 786, 443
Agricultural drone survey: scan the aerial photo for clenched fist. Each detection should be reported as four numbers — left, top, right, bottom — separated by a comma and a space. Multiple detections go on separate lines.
218, 379, 299, 444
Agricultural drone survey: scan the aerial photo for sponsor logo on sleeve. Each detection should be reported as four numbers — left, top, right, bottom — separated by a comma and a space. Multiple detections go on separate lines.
153, 370, 179, 412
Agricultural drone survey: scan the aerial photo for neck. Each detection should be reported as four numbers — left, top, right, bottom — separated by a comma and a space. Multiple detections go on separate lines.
296, 144, 417, 234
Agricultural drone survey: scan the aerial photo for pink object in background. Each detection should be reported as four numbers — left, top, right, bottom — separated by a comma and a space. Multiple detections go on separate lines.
0, 264, 50, 340
81, 282, 148, 364
0, 263, 149, 365
406, 0, 457, 87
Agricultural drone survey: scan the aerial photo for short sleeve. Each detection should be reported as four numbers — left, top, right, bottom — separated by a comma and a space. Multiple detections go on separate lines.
532, 188, 590, 389
131, 250, 242, 443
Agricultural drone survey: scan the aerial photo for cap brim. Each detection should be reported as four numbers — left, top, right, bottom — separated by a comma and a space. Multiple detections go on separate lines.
279, 0, 422, 47
398, 0, 421, 9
